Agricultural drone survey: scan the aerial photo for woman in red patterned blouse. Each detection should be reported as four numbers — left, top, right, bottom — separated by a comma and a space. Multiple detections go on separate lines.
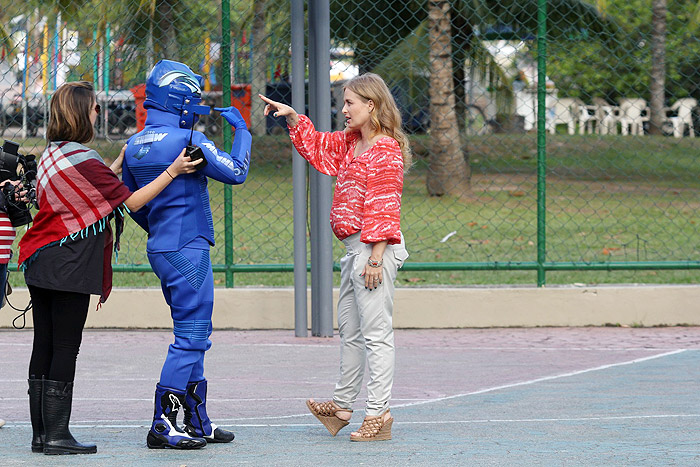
260, 73, 411, 441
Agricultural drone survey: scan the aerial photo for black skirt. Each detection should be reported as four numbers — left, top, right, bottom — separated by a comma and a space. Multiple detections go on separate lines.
24, 230, 105, 296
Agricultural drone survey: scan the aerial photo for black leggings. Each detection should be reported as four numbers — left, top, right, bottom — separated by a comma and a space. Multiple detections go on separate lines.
28, 285, 90, 382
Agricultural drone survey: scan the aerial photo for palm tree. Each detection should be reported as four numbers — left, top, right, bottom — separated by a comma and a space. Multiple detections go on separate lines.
428, 1, 617, 195
427, 0, 469, 195
649, 0, 700, 135
228, 0, 290, 136
334, 1, 617, 196
130, 0, 180, 64
250, 0, 268, 136
648, 0, 666, 135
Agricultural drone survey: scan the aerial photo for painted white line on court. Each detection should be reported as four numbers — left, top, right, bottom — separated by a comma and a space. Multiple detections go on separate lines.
6, 412, 318, 427
6, 413, 699, 429
391, 414, 700, 424
85, 342, 340, 348
2, 349, 689, 428
393, 349, 688, 410
220, 343, 337, 348
0, 378, 335, 383
0, 397, 311, 402
0, 397, 428, 402
398, 346, 698, 352
2, 342, 696, 352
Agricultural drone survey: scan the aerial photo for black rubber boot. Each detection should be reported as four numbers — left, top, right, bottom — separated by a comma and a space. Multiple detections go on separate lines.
42, 380, 97, 455
28, 378, 44, 453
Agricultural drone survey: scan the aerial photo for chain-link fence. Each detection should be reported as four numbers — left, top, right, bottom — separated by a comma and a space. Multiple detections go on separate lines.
1, 1, 699, 288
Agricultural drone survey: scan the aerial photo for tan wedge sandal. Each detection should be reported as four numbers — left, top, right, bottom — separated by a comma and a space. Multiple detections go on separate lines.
306, 399, 352, 436
350, 409, 393, 442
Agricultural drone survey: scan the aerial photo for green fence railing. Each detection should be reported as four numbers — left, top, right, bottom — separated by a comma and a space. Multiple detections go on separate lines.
2, 1, 699, 288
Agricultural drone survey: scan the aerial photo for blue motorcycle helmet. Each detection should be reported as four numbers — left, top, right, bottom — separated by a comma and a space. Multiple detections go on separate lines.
144, 59, 211, 128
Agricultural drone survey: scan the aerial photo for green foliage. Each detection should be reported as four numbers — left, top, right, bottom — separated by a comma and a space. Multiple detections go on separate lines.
9, 133, 700, 288
6, 1, 290, 90
548, 0, 700, 102
330, 0, 426, 72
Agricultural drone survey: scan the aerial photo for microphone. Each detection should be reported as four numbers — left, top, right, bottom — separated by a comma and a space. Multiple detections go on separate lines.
184, 113, 207, 171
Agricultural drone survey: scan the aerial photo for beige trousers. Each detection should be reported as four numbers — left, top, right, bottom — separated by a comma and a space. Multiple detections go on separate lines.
332, 232, 408, 416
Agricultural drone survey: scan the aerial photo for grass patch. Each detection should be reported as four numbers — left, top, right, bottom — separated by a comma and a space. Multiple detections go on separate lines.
7, 132, 700, 288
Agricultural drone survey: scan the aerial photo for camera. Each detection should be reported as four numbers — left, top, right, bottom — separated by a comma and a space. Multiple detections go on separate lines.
0, 140, 38, 227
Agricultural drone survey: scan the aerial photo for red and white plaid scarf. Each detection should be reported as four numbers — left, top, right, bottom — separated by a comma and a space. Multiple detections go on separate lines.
19, 141, 132, 302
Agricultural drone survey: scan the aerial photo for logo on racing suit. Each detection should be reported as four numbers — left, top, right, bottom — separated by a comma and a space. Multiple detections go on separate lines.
133, 132, 169, 159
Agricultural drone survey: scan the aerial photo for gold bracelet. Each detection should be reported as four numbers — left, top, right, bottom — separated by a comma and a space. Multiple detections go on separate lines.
165, 169, 174, 180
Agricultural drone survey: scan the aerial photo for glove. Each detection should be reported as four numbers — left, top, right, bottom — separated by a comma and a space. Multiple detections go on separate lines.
214, 106, 248, 131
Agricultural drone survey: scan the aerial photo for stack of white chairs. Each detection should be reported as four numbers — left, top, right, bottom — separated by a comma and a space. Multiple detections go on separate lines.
592, 97, 619, 135
664, 98, 697, 138
619, 98, 649, 136
545, 96, 697, 138
546, 98, 577, 135
570, 98, 598, 135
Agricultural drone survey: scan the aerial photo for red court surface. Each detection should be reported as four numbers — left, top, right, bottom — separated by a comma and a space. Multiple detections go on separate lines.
1, 327, 699, 465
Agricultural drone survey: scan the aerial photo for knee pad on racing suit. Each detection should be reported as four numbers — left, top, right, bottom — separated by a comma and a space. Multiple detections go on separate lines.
159, 318, 212, 389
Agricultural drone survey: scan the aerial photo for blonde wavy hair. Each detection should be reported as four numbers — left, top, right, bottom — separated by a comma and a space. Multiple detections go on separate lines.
344, 73, 412, 171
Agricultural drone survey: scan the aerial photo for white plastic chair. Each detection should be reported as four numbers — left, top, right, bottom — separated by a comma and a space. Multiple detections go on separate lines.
547, 97, 577, 135
566, 98, 597, 135
664, 98, 697, 138
592, 97, 619, 135
619, 98, 649, 136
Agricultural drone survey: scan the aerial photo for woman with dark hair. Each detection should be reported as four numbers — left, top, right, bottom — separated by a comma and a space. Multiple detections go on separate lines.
260, 72, 410, 441
18, 81, 201, 455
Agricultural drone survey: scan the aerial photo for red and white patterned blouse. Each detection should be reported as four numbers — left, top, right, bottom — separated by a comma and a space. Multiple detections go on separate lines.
0, 212, 16, 264
289, 114, 403, 244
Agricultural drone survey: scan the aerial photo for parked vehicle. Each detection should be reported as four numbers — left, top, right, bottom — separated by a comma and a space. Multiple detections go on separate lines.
106, 100, 137, 136
265, 81, 340, 134
0, 91, 45, 137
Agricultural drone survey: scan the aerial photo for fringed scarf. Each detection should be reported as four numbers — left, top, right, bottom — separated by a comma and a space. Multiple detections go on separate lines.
18, 141, 132, 304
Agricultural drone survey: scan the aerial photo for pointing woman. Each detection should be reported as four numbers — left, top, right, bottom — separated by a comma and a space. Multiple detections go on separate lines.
260, 72, 410, 441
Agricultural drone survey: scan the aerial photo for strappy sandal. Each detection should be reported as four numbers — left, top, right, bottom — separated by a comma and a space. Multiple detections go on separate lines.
350, 409, 393, 442
306, 399, 352, 436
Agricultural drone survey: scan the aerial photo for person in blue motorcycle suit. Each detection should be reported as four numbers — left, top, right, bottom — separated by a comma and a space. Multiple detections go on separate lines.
123, 59, 251, 450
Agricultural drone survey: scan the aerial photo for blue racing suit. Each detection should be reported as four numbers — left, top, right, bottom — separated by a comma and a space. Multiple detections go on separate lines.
123, 108, 251, 391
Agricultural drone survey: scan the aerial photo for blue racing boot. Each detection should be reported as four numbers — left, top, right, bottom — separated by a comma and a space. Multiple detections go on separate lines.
147, 384, 206, 450
183, 379, 234, 443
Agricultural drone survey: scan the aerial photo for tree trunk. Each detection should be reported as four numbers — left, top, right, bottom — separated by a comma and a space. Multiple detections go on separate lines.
250, 0, 268, 136
648, 0, 666, 135
157, 0, 179, 61
146, 21, 154, 70
450, 8, 474, 134
427, 0, 469, 196
113, 36, 125, 88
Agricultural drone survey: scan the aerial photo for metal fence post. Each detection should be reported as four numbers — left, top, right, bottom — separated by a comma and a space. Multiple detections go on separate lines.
308, 0, 320, 336
12, 1, 700, 288
536, 0, 548, 287
292, 0, 308, 337
308, 0, 334, 337
222, 0, 234, 287
104, 23, 110, 135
